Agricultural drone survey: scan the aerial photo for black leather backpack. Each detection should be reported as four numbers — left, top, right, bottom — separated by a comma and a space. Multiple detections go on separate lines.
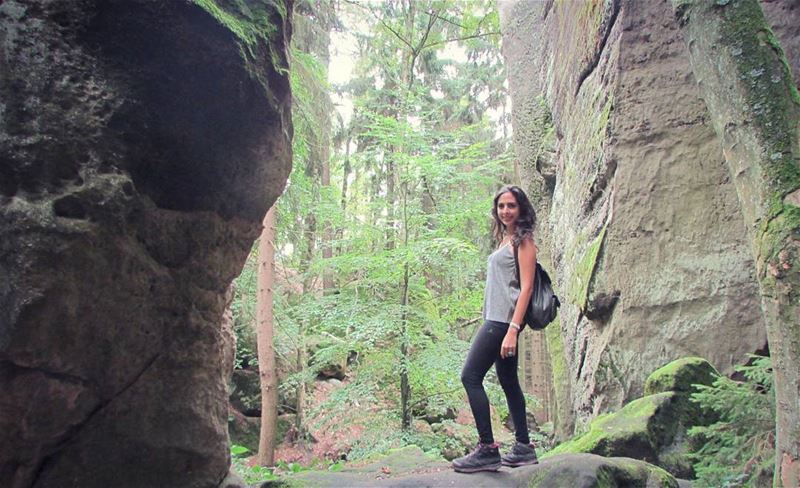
513, 245, 561, 331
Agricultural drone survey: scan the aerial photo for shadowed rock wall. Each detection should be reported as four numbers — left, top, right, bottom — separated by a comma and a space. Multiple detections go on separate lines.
0, 1, 292, 487
498, 0, 796, 435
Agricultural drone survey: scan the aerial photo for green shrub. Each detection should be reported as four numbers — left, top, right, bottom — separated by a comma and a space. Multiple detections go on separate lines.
688, 356, 774, 487
229, 445, 280, 484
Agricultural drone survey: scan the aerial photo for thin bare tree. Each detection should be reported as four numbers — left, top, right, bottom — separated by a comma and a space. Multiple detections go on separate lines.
256, 206, 278, 466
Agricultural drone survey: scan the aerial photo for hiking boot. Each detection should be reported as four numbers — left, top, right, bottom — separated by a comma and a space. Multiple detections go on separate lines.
501, 441, 539, 467
452, 442, 502, 473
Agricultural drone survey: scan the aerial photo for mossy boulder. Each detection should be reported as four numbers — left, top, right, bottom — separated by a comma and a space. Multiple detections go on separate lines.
261, 446, 446, 487
548, 357, 719, 478
344, 446, 444, 474
528, 454, 678, 488
644, 356, 720, 443
644, 357, 718, 396
547, 392, 681, 463
227, 410, 294, 453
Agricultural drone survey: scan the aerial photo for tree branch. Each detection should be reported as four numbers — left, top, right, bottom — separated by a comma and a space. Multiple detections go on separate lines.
406, 8, 439, 90
458, 317, 482, 328
343, 0, 415, 52
424, 10, 466, 30
424, 31, 501, 50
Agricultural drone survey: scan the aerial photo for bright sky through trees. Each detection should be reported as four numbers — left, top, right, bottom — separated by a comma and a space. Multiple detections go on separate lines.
328, 7, 507, 138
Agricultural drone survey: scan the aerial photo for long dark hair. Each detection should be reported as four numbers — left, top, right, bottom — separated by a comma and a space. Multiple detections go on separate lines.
491, 185, 536, 246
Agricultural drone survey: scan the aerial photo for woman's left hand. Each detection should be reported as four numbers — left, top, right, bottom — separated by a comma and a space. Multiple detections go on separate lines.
500, 331, 518, 359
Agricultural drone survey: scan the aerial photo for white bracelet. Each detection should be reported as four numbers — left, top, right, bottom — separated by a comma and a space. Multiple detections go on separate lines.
510, 322, 521, 331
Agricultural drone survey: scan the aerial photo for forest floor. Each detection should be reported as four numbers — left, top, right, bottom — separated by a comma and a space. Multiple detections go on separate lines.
270, 376, 517, 466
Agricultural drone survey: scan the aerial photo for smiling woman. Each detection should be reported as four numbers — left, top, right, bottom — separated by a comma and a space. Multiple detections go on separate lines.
453, 185, 540, 473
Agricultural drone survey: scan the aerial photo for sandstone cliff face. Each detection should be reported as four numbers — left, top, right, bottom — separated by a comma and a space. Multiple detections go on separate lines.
0, 1, 292, 487
498, 0, 796, 435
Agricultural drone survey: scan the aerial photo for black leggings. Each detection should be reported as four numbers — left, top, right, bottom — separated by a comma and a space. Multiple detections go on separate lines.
460, 320, 529, 445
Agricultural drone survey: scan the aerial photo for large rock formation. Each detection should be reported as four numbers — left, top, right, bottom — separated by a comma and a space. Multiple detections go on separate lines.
499, 0, 798, 435
0, 1, 292, 487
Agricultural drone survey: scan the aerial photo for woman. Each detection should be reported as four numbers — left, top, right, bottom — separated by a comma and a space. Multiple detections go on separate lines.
452, 185, 539, 473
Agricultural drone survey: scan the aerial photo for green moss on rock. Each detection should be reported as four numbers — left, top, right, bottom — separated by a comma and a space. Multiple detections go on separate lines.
335, 445, 446, 475
644, 356, 719, 396
528, 453, 678, 488
717, 0, 800, 204
194, 0, 277, 47
228, 410, 260, 452
192, 0, 290, 91
268, 446, 448, 487
569, 224, 607, 309
548, 357, 721, 478
546, 392, 677, 462
545, 318, 573, 438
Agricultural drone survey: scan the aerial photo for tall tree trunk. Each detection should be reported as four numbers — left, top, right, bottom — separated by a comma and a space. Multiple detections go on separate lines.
671, 1, 800, 485
256, 206, 278, 466
385, 157, 397, 250
294, 213, 316, 440
338, 133, 352, 256
340, 133, 352, 217
322, 146, 334, 291
294, 335, 306, 440
399, 261, 411, 430
398, 180, 412, 430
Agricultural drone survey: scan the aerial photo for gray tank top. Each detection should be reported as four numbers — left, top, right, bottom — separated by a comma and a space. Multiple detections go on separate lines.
483, 244, 520, 323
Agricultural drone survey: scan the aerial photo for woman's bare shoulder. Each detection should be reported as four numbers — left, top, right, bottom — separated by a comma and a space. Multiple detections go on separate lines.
520, 235, 536, 247
519, 236, 537, 255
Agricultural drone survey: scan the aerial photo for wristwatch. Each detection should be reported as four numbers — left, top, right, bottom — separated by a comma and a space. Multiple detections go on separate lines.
510, 322, 521, 331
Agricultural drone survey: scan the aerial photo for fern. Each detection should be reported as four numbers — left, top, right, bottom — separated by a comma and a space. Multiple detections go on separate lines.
688, 356, 774, 487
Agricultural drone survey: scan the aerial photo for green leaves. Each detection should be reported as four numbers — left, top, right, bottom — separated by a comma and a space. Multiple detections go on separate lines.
285, 0, 510, 439
229, 0, 514, 464
230, 445, 280, 483
230, 444, 250, 456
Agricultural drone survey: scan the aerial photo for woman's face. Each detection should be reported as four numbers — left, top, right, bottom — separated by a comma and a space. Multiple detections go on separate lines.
496, 191, 520, 228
